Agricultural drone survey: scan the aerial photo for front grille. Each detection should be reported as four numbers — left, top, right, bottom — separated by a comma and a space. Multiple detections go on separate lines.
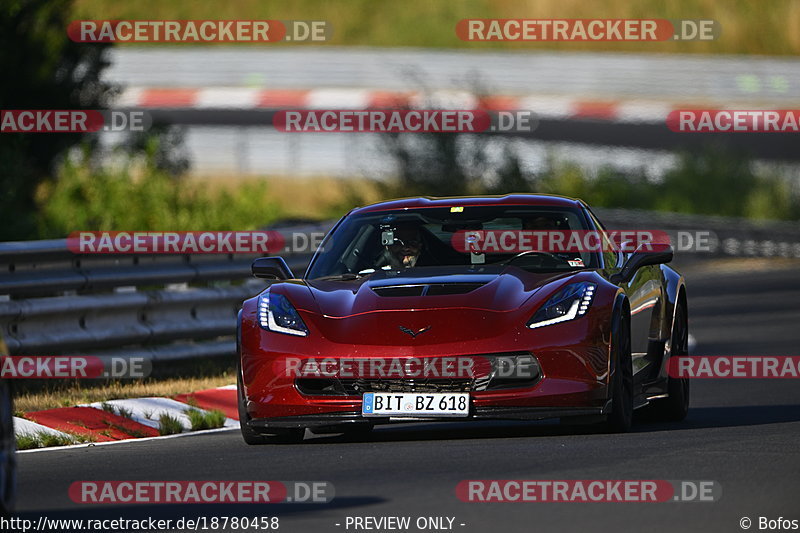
295, 352, 540, 396
297, 377, 474, 396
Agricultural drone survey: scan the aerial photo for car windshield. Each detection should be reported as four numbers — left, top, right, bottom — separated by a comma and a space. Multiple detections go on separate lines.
306, 205, 602, 279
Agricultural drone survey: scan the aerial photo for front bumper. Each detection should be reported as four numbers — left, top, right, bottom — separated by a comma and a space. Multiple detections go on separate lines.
239, 289, 616, 424
240, 346, 611, 422
248, 405, 607, 433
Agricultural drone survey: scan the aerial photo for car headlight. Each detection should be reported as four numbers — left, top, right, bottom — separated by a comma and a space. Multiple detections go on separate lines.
257, 291, 309, 336
527, 282, 596, 329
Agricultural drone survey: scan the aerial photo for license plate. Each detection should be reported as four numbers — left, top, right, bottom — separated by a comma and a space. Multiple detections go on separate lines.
361, 392, 470, 417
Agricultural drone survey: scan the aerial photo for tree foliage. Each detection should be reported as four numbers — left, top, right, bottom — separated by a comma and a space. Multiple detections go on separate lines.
0, 0, 113, 239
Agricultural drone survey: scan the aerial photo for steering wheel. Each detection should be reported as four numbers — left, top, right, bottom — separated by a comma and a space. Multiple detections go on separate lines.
502, 250, 571, 268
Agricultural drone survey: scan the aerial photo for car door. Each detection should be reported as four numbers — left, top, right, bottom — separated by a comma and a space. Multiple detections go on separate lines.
584, 207, 662, 379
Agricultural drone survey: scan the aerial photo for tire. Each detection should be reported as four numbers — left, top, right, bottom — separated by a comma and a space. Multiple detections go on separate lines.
648, 302, 690, 421
237, 364, 304, 445
603, 312, 633, 433
0, 379, 15, 518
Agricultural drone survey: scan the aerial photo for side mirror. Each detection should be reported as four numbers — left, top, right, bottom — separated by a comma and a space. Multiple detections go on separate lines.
610, 243, 673, 285
251, 257, 294, 280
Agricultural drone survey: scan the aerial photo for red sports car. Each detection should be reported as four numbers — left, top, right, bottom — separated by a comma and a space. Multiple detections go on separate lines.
237, 195, 689, 443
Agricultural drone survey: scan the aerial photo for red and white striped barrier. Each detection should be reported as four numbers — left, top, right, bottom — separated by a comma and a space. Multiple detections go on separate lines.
116, 87, 680, 123
14, 385, 239, 447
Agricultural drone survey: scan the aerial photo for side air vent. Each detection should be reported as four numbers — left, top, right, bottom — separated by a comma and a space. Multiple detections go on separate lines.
372, 283, 485, 297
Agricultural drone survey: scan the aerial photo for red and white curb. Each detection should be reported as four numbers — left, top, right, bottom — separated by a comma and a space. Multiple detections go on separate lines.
83, 397, 239, 431
14, 417, 73, 440
14, 385, 239, 448
116, 87, 686, 124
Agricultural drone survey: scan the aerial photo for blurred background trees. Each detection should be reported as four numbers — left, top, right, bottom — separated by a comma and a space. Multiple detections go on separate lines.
0, 0, 112, 239
1, 0, 281, 239
2, 0, 798, 240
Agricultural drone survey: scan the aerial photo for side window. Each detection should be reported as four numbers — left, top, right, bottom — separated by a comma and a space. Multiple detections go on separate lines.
603, 231, 623, 269
340, 225, 376, 273
584, 207, 623, 269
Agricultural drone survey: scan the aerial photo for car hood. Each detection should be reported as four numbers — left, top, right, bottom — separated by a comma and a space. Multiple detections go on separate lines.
271, 266, 576, 345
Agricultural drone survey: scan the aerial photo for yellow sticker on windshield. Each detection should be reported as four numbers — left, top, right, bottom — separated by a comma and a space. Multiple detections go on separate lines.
450, 206, 464, 213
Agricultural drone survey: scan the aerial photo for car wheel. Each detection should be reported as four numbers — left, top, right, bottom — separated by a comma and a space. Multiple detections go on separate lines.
0, 379, 16, 518
237, 364, 304, 445
648, 302, 690, 421
603, 313, 633, 433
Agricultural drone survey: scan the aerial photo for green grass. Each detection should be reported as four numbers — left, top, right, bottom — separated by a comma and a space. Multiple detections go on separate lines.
106, 422, 148, 438
157, 413, 184, 436
185, 408, 227, 431
532, 151, 800, 221
71, 0, 800, 55
16, 433, 54, 450
16, 431, 95, 450
36, 145, 282, 238
99, 401, 133, 419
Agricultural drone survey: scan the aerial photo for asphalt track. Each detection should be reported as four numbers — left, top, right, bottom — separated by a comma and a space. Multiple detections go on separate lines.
15, 263, 800, 533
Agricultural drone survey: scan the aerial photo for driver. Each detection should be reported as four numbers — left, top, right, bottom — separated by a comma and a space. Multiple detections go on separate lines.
520, 214, 582, 265
521, 214, 561, 254
383, 223, 424, 269
522, 214, 560, 231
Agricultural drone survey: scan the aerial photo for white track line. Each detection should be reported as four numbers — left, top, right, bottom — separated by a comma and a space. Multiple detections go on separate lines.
196, 87, 261, 109
306, 89, 369, 109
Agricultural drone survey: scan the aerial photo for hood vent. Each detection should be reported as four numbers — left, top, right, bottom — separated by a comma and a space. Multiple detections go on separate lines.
372, 283, 485, 297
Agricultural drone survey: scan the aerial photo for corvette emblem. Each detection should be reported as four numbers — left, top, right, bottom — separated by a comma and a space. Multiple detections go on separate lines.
398, 325, 432, 338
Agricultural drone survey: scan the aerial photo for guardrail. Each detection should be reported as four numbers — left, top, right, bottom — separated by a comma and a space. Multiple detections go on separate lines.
595, 208, 800, 258
134, 108, 800, 162
0, 223, 330, 363
1, 213, 798, 364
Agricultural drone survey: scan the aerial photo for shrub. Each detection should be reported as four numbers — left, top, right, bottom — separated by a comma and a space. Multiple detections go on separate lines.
186, 408, 226, 431
157, 413, 183, 436
36, 142, 282, 237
